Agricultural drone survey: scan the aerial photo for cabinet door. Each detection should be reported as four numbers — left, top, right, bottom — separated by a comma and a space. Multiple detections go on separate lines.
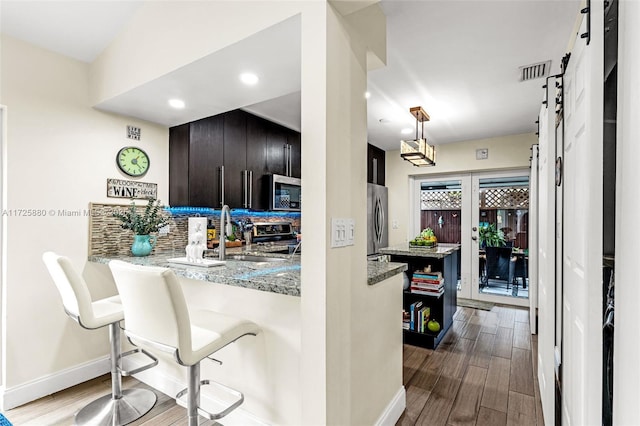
367, 143, 385, 185
169, 123, 190, 206
189, 115, 224, 207
288, 130, 301, 178
246, 113, 268, 209
223, 110, 247, 208
266, 121, 287, 176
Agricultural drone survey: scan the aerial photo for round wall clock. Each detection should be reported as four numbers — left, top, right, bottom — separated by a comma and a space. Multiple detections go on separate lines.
117, 146, 150, 177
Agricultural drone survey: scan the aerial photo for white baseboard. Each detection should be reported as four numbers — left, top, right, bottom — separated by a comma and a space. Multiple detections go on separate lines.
1, 356, 110, 411
375, 386, 406, 426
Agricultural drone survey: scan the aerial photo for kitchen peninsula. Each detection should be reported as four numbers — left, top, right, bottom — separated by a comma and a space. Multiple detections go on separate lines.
88, 244, 406, 424
380, 243, 460, 349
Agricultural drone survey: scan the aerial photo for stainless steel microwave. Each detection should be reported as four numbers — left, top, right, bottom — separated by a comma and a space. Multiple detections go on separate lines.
270, 174, 301, 211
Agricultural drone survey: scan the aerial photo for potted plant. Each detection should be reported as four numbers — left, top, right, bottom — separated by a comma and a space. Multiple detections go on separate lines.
478, 223, 506, 248
113, 198, 171, 256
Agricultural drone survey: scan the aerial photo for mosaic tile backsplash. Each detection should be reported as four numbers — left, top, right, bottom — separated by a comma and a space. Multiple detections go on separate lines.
88, 203, 301, 257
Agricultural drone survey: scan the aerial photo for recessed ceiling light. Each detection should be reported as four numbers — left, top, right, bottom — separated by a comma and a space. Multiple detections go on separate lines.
168, 99, 185, 109
240, 73, 259, 85
401, 128, 413, 135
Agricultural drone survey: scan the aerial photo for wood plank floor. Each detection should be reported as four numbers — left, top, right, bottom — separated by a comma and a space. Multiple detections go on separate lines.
4, 305, 541, 426
3, 375, 220, 426
398, 305, 543, 426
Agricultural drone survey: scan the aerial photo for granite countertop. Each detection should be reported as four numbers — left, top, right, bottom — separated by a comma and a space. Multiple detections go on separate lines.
90, 245, 407, 296
379, 242, 461, 259
90, 247, 301, 296
367, 260, 407, 285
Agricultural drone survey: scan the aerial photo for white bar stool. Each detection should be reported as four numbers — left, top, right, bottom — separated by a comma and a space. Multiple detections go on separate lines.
42, 252, 158, 425
108, 260, 261, 426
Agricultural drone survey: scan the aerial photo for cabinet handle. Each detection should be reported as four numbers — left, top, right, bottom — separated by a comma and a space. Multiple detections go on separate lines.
220, 165, 225, 207
248, 170, 253, 209
284, 143, 289, 176
241, 170, 253, 209
288, 144, 292, 177
242, 170, 248, 208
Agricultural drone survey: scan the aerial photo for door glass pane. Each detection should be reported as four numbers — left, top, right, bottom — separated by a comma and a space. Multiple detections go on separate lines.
420, 179, 462, 290
478, 176, 529, 299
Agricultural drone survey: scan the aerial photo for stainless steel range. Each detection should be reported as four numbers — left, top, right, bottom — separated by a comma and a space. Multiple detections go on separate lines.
252, 222, 299, 254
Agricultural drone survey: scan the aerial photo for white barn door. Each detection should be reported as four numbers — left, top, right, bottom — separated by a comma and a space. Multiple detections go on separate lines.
536, 78, 557, 426
561, 4, 604, 425
529, 144, 538, 334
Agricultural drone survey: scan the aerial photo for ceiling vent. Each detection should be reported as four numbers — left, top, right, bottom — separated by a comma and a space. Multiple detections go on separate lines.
519, 60, 552, 81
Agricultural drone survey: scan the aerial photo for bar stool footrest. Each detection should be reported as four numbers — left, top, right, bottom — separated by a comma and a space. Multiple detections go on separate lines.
120, 348, 159, 376
176, 379, 244, 420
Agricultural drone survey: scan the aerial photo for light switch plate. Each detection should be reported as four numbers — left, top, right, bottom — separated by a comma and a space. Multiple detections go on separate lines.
331, 218, 355, 248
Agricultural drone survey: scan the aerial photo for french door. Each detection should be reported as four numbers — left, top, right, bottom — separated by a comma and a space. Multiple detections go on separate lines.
471, 171, 531, 307
414, 170, 531, 307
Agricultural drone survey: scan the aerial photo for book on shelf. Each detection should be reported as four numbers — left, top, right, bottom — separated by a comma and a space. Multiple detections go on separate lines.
411, 281, 444, 290
412, 276, 444, 285
413, 271, 442, 280
409, 301, 423, 331
402, 309, 410, 330
417, 306, 430, 332
410, 286, 445, 297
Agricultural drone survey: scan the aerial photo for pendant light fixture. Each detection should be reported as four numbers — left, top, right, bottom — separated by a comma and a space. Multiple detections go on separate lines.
400, 106, 436, 166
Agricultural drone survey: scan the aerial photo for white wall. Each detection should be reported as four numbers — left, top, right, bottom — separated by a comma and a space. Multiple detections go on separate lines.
386, 132, 536, 245
0, 34, 168, 400
323, 5, 402, 425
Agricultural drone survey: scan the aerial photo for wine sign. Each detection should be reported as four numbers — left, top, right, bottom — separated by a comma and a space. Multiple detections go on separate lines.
107, 178, 157, 199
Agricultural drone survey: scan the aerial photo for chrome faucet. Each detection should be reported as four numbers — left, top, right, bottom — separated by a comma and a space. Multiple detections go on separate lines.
219, 205, 233, 261
289, 241, 302, 259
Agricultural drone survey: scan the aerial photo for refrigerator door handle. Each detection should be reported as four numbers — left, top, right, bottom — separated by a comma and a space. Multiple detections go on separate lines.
374, 196, 384, 243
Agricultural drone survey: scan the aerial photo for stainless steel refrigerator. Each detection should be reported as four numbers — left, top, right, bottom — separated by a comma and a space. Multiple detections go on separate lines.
367, 183, 389, 255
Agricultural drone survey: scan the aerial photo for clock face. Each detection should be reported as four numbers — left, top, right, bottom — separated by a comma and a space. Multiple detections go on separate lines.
117, 147, 150, 177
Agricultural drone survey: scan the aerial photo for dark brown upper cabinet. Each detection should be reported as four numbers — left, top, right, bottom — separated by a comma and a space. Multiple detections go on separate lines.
168, 123, 190, 206
367, 143, 385, 186
169, 116, 224, 207
288, 131, 301, 178
246, 113, 269, 209
169, 110, 300, 209
265, 121, 301, 179
222, 110, 247, 209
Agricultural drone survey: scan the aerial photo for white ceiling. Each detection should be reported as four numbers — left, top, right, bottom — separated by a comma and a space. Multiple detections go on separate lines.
0, 0, 581, 151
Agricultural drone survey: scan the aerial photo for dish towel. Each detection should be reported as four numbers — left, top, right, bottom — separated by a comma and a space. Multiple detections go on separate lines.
0, 413, 12, 425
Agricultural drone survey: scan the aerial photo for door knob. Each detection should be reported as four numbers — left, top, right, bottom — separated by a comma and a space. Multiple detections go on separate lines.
471, 236, 478, 241
472, 227, 477, 231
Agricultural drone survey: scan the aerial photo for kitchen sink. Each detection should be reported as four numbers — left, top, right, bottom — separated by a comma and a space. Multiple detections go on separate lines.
230, 255, 286, 263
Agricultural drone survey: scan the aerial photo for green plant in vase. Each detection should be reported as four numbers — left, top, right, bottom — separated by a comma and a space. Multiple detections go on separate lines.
478, 223, 506, 248
113, 197, 171, 256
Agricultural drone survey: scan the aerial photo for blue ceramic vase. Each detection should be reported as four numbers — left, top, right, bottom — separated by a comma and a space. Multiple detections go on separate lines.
131, 234, 156, 256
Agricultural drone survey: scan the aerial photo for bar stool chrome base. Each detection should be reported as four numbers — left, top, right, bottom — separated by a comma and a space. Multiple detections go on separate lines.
74, 323, 158, 425
75, 388, 156, 426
